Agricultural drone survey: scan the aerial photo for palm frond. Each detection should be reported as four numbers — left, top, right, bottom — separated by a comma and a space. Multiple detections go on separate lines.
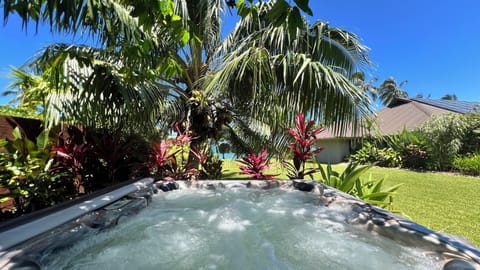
15, 43, 172, 129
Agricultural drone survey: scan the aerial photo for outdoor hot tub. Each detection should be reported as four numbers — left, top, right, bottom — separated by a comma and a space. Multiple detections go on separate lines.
1, 179, 479, 269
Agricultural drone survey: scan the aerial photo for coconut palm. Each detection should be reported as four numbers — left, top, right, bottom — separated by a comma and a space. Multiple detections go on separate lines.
441, 94, 458, 101
378, 77, 408, 107
350, 71, 378, 101
2, 0, 374, 167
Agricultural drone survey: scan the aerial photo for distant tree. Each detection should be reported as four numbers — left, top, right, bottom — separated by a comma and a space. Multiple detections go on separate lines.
378, 77, 408, 106
351, 71, 378, 101
415, 94, 423, 98
218, 143, 231, 159
441, 94, 458, 101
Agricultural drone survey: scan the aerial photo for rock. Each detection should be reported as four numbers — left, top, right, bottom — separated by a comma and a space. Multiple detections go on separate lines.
166, 181, 179, 191
292, 180, 315, 192
156, 181, 179, 192
443, 259, 476, 270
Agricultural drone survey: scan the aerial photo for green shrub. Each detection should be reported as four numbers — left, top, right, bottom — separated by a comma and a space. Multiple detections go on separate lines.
0, 128, 75, 219
459, 114, 480, 155
349, 141, 401, 168
399, 143, 429, 169
452, 154, 480, 176
199, 151, 223, 179
349, 141, 377, 164
418, 114, 469, 171
389, 130, 430, 170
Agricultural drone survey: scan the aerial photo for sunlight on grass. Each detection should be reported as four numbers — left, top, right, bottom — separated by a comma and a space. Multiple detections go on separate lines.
221, 159, 480, 246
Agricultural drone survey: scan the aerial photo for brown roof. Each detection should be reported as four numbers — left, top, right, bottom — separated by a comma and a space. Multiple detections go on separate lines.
374, 101, 453, 135
318, 100, 457, 139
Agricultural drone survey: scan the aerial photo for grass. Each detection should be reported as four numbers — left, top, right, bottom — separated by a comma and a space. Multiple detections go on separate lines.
221, 159, 480, 246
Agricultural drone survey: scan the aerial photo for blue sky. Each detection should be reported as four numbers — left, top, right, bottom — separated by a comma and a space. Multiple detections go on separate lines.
0, 0, 479, 105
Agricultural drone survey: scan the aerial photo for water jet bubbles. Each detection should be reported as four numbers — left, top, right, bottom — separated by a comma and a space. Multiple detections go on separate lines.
292, 208, 307, 216
196, 209, 208, 217
208, 213, 218, 223
267, 209, 287, 215
217, 218, 252, 232
42, 188, 443, 270
247, 190, 262, 202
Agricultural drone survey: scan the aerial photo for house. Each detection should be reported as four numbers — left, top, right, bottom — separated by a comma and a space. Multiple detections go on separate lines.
316, 98, 480, 164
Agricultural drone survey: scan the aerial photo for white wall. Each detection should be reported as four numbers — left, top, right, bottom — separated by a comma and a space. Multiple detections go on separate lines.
316, 138, 350, 164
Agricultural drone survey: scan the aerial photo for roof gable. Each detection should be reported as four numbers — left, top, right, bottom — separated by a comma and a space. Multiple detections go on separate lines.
374, 101, 453, 135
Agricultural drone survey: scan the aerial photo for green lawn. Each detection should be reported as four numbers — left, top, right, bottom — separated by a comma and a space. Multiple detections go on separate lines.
221, 160, 480, 246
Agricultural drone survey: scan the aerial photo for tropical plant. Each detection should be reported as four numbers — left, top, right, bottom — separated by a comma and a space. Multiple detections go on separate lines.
198, 150, 223, 179
317, 163, 402, 210
282, 112, 323, 179
52, 128, 150, 192
418, 113, 469, 170
354, 174, 403, 210
317, 163, 371, 194
52, 141, 92, 193
378, 77, 408, 107
459, 113, 480, 155
2, 0, 374, 170
149, 124, 201, 180
350, 71, 378, 101
238, 149, 276, 180
151, 140, 179, 180
1, 0, 186, 132
349, 141, 401, 168
0, 127, 74, 218
452, 153, 480, 176
0, 104, 40, 119
389, 130, 430, 170
90, 132, 150, 183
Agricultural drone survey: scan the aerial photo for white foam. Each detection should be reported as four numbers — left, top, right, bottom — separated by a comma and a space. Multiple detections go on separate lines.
292, 208, 307, 216
267, 209, 286, 215
217, 219, 251, 232
208, 213, 218, 223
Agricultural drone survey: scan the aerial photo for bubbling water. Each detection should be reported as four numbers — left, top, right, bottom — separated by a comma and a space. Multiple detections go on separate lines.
43, 188, 439, 270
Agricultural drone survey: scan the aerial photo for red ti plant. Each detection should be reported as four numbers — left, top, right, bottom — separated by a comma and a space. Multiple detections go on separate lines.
238, 149, 277, 180
151, 140, 179, 180
52, 142, 91, 193
283, 112, 324, 179
150, 123, 200, 180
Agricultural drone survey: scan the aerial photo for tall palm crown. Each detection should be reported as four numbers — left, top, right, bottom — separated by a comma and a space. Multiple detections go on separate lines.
378, 77, 408, 107
2, 0, 374, 156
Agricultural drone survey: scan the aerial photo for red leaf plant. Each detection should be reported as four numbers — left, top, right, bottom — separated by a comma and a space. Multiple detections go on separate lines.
238, 149, 277, 180
150, 123, 201, 180
51, 142, 92, 193
283, 112, 324, 179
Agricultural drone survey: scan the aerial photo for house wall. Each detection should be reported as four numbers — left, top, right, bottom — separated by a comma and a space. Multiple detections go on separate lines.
316, 138, 350, 164
0, 115, 43, 142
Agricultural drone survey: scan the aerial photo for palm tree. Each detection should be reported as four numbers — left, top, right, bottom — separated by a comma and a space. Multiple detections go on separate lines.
378, 77, 408, 107
441, 94, 458, 101
350, 71, 378, 101
205, 2, 374, 151
2, 0, 374, 168
2, 0, 181, 131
